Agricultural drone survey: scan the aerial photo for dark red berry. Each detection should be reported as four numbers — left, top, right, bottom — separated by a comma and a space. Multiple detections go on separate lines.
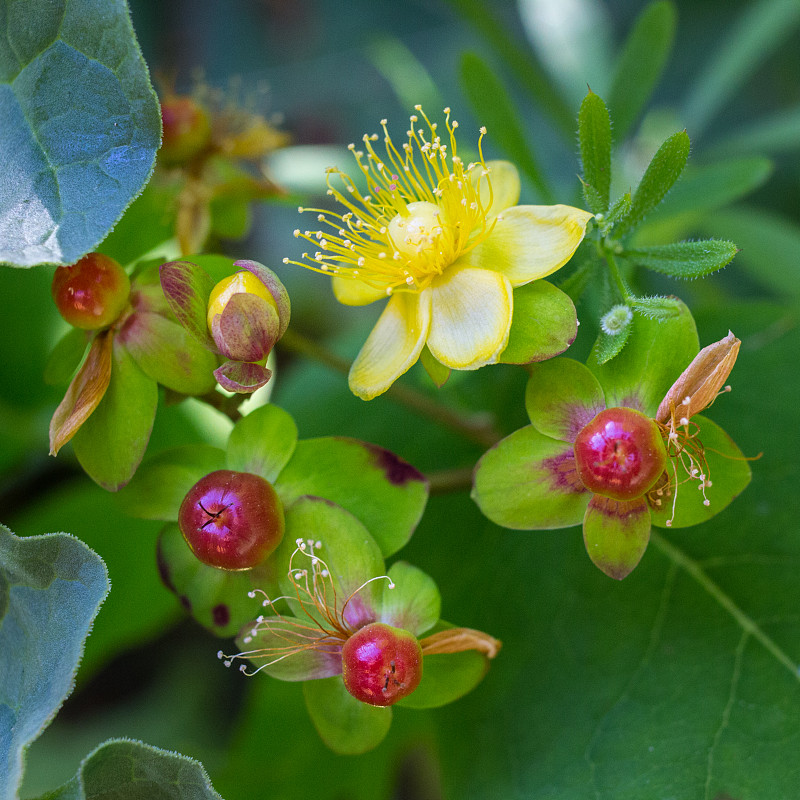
178, 470, 284, 570
160, 96, 212, 166
573, 407, 667, 501
51, 253, 131, 330
341, 622, 423, 707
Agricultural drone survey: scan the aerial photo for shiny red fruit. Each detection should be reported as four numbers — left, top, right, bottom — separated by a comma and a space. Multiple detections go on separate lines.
341, 622, 423, 707
573, 407, 667, 501
51, 253, 131, 330
160, 96, 212, 166
178, 470, 284, 570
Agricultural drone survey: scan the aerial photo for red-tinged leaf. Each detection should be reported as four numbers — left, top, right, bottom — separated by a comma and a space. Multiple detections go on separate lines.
159, 260, 216, 350
236, 259, 291, 338
211, 292, 279, 362
49, 330, 113, 455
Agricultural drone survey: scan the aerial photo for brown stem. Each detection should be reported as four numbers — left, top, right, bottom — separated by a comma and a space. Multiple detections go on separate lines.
419, 627, 502, 659
279, 329, 503, 448
426, 466, 475, 494
196, 389, 243, 423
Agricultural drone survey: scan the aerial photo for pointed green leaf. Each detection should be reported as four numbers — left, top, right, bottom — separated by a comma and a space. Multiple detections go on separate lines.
226, 403, 298, 483
419, 345, 451, 388
460, 51, 553, 201
43, 328, 91, 386
118, 311, 218, 395
602, 191, 631, 232
525, 358, 606, 443
607, 1, 677, 139
590, 321, 633, 365
276, 437, 428, 558
0, 526, 109, 799
379, 561, 441, 637
683, 0, 800, 137
713, 104, 800, 156
624, 240, 738, 278
583, 495, 651, 579
43, 738, 224, 799
578, 91, 612, 214
303, 676, 392, 755
499, 280, 577, 365
116, 444, 226, 520
631, 295, 683, 319
472, 425, 589, 530
614, 130, 690, 238
650, 415, 751, 529
71, 336, 158, 490
156, 523, 272, 638
588, 298, 698, 416
0, 0, 160, 268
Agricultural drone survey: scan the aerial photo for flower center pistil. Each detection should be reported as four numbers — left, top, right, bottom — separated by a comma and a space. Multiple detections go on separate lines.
283, 107, 498, 296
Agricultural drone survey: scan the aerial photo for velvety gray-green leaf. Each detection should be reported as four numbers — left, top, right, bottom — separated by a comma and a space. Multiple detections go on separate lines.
460, 52, 553, 201
607, 1, 676, 139
0, 0, 161, 268
613, 130, 690, 238
624, 240, 738, 278
578, 91, 612, 214
41, 738, 224, 800
0, 525, 109, 800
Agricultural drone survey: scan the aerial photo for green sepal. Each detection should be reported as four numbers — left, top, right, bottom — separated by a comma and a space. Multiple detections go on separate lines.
614, 130, 691, 238
72, 337, 158, 491
472, 426, 589, 530
303, 676, 392, 755
117, 311, 218, 395
591, 322, 633, 365
583, 495, 651, 580
0, 0, 160, 268
459, 51, 551, 199
226, 403, 298, 483
41, 738, 224, 800
276, 437, 428, 558
378, 561, 441, 637
650, 415, 752, 529
498, 281, 577, 365
578, 90, 612, 214
623, 240, 738, 279
0, 526, 109, 798
398, 622, 491, 710
43, 328, 91, 386
630, 295, 684, 320
588, 298, 698, 416
420, 344, 451, 388
274, 496, 385, 626
116, 444, 226, 521
607, 1, 677, 139
525, 358, 606, 443
156, 523, 277, 638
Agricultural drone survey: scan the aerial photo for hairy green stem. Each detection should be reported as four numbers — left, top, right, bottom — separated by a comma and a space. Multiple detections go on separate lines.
279, 329, 502, 448
603, 249, 633, 303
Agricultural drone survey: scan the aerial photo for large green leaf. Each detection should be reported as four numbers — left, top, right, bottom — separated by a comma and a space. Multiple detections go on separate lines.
0, 525, 109, 800
41, 738, 223, 799
0, 0, 160, 268
71, 336, 158, 491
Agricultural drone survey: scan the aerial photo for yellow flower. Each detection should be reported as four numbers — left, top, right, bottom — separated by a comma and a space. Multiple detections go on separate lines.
284, 107, 593, 400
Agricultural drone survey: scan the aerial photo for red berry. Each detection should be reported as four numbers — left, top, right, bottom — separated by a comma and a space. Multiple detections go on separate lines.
51, 253, 131, 330
341, 622, 423, 707
178, 470, 284, 570
160, 96, 212, 166
573, 407, 667, 501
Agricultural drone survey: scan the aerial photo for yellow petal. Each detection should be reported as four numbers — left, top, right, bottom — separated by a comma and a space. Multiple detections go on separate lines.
427, 264, 512, 370
470, 160, 521, 217
332, 275, 387, 306
469, 204, 593, 287
349, 291, 432, 400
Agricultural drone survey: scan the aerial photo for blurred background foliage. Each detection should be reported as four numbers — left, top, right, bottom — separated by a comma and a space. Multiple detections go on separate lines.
3, 0, 800, 797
